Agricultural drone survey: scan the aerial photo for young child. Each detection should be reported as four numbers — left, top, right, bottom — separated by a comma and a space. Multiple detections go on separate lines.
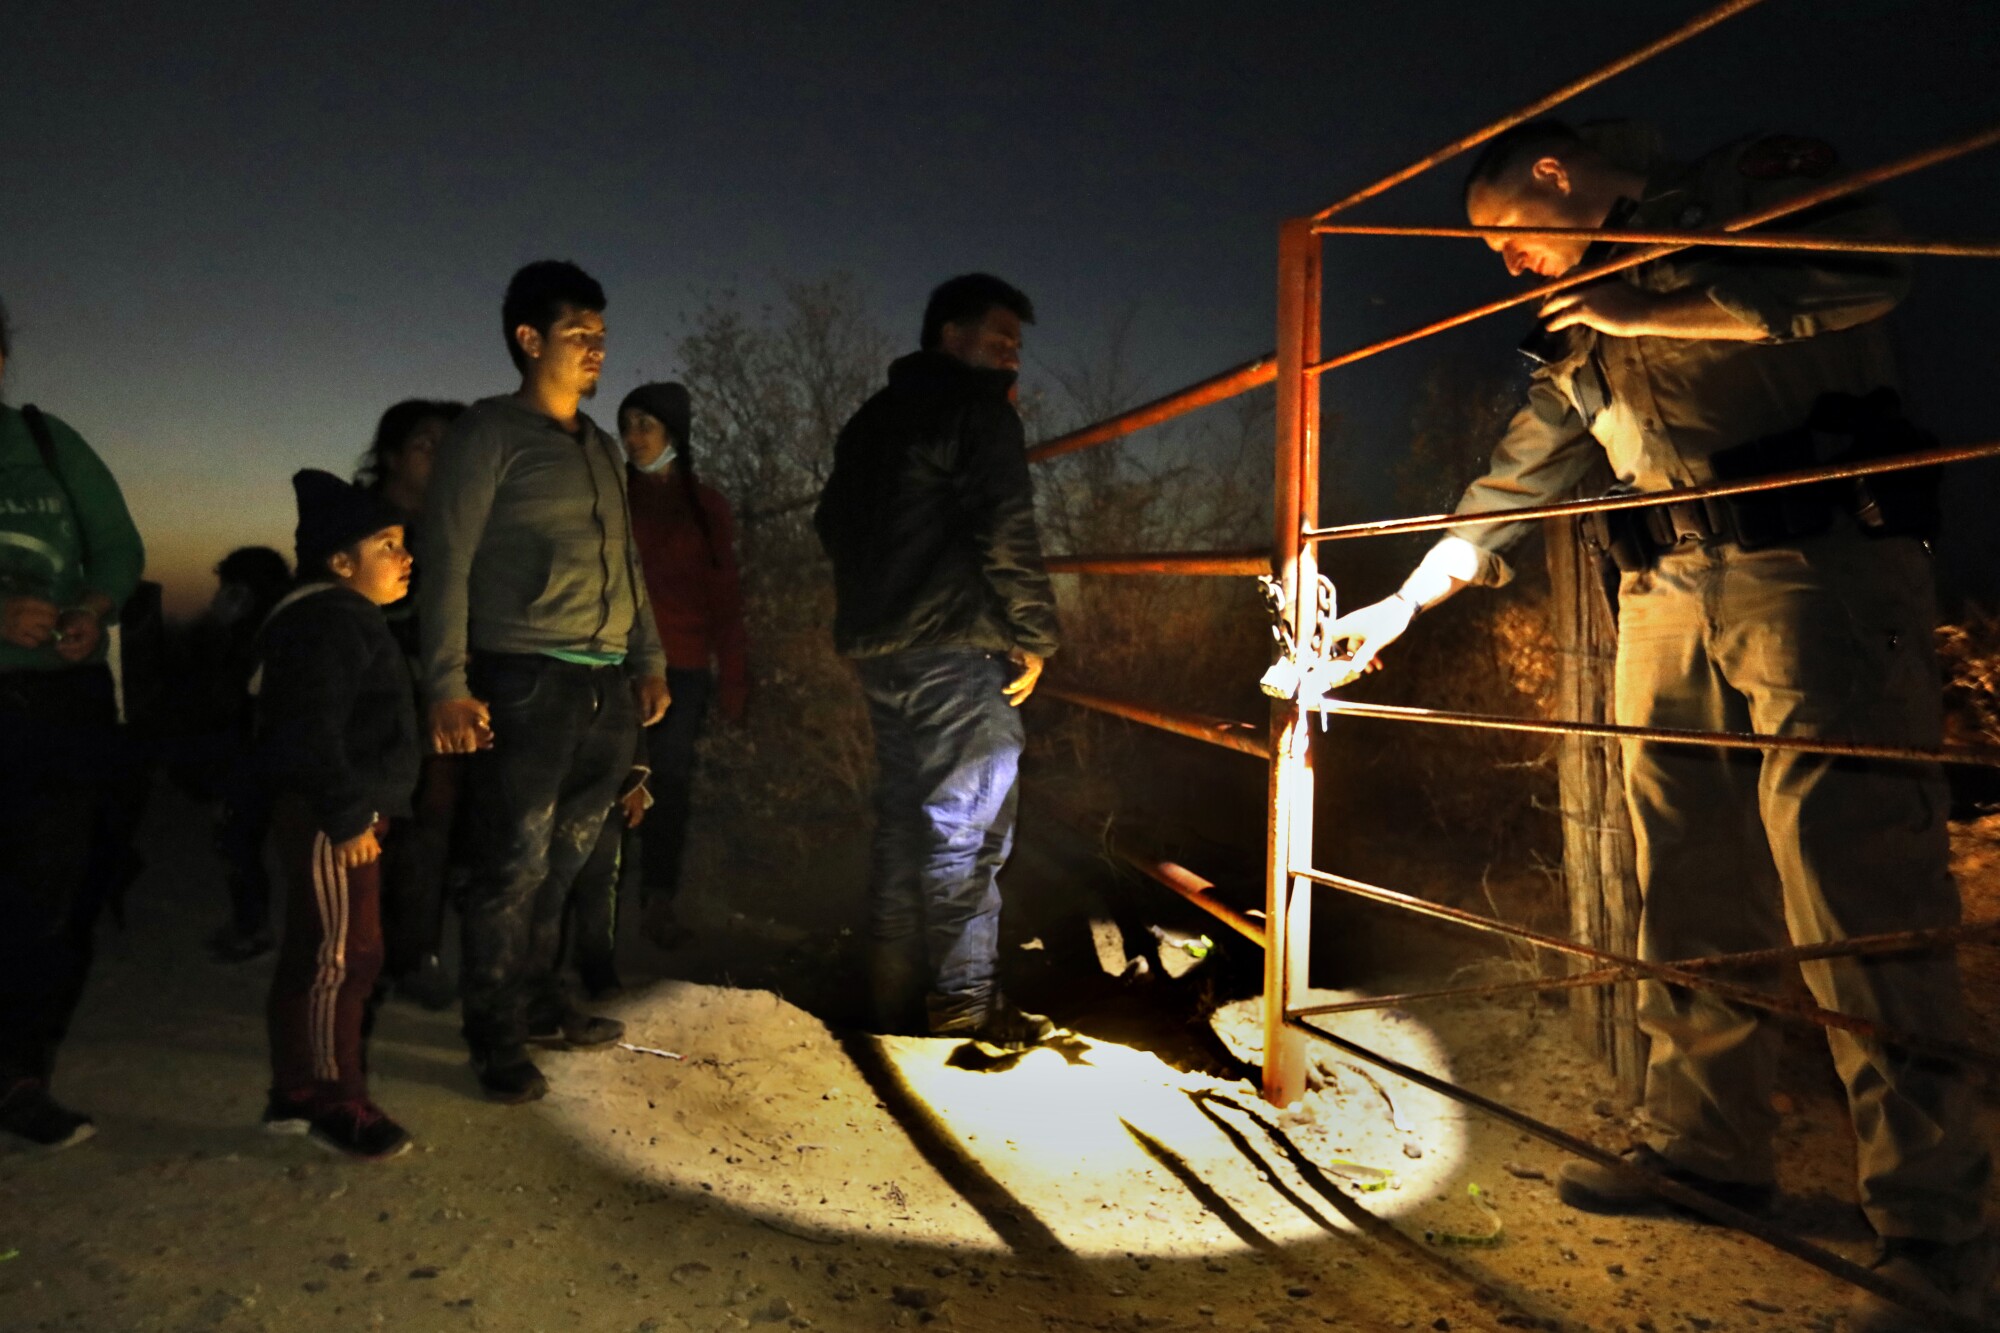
253, 470, 420, 1160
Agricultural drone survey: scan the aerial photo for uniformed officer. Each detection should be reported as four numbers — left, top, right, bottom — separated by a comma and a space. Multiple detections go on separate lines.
1325, 120, 1991, 1329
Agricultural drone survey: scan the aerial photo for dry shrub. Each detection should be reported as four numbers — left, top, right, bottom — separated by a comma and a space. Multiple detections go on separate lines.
1338, 363, 1563, 868
1939, 606, 2000, 750
1018, 316, 1275, 782
675, 279, 890, 855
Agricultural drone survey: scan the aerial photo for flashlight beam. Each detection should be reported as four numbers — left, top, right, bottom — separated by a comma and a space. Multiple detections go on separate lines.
1287, 1020, 1987, 1333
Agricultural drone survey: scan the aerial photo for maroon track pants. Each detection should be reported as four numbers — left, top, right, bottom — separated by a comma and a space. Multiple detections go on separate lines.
267, 801, 386, 1105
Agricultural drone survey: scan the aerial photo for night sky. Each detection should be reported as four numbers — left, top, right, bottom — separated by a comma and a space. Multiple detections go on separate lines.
7, 0, 1998, 615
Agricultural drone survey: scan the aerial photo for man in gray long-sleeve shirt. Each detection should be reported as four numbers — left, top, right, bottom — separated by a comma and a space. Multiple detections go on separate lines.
419, 259, 669, 1104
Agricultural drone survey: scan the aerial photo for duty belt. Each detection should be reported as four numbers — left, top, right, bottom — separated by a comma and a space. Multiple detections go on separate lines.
1646, 498, 1725, 550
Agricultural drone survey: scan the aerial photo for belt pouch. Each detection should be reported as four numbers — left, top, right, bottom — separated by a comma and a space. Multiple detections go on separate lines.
1707, 428, 1835, 550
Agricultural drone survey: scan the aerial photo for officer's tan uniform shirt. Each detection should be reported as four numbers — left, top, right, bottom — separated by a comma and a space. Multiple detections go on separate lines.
1427, 127, 1912, 586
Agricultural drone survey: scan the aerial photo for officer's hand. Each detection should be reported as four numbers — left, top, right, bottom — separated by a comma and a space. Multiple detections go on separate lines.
1539, 285, 1661, 338
619, 784, 648, 829
53, 607, 103, 662
1323, 595, 1418, 675
1003, 649, 1044, 707
633, 674, 671, 726
335, 828, 382, 868
2, 595, 60, 649
430, 697, 495, 755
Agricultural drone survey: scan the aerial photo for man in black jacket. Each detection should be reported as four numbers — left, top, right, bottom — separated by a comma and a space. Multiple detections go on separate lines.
816, 273, 1060, 1051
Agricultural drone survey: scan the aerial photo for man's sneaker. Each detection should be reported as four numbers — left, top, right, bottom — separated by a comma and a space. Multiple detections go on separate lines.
0, 1079, 95, 1151
260, 1090, 316, 1136
1556, 1144, 1774, 1217
206, 921, 276, 965
1847, 1233, 1998, 1333
307, 1100, 413, 1162
395, 954, 457, 1012
946, 1004, 1057, 1056
525, 1011, 624, 1050
471, 1046, 549, 1104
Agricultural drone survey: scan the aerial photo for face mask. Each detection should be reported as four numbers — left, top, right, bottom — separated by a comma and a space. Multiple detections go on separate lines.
211, 583, 255, 627
634, 444, 677, 475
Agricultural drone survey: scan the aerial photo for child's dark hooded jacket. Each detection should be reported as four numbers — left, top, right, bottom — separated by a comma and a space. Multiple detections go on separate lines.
253, 583, 421, 842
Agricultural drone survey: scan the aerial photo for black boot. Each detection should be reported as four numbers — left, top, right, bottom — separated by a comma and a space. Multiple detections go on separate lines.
1556, 1144, 1773, 1217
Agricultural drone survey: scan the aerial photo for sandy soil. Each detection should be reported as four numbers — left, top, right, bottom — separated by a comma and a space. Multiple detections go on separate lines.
3, 792, 1997, 1333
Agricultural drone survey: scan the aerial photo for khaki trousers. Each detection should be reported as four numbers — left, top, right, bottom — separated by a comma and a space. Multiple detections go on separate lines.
1615, 522, 1989, 1241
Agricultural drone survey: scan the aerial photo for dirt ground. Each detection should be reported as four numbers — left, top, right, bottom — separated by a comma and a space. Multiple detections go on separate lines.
4, 789, 1998, 1333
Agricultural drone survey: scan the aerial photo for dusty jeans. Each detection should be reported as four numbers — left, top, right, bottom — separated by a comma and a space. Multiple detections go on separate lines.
458, 654, 636, 1053
1617, 521, 1989, 1241
856, 647, 1024, 1035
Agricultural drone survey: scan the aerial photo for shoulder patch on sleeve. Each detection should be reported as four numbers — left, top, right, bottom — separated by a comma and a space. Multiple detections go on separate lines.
1739, 134, 1838, 181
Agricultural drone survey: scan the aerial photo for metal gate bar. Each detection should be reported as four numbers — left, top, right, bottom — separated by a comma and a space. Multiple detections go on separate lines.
1040, 683, 1271, 759
1027, 788, 1269, 948
1285, 1018, 1989, 1333
1305, 436, 2000, 542
1313, 222, 2000, 257
1291, 920, 2000, 1018
1292, 866, 1998, 1069
1311, 696, 2000, 768
1306, 123, 2000, 378
1307, 0, 1773, 223
1045, 549, 1269, 577
1026, 355, 1278, 464
1006, 2, 2000, 1319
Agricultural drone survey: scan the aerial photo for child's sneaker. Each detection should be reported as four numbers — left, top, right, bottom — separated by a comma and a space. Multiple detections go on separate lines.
308, 1100, 413, 1161
260, 1090, 316, 1137
0, 1078, 95, 1151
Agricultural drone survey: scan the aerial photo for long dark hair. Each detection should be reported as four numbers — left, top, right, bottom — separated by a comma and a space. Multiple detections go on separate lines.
618, 383, 720, 567
670, 437, 721, 568
356, 398, 465, 492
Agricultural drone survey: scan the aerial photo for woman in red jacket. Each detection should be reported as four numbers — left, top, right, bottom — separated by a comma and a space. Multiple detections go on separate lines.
607, 382, 748, 960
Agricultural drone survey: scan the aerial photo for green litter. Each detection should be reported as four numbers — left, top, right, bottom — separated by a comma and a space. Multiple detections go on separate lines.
1325, 1158, 1396, 1193
0, 1249, 18, 1262
1424, 1183, 1505, 1247
1148, 925, 1212, 960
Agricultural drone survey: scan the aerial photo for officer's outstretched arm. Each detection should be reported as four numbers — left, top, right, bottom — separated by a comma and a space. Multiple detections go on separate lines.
1324, 536, 1480, 673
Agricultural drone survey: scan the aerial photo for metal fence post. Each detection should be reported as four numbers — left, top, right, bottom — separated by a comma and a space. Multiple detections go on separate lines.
1264, 217, 1321, 1107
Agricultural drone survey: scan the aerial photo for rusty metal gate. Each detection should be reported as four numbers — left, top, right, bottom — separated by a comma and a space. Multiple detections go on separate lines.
1025, 1, 2000, 1326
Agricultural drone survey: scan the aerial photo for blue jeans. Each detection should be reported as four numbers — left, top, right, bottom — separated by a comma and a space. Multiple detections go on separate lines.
856, 647, 1024, 1034
458, 654, 637, 1052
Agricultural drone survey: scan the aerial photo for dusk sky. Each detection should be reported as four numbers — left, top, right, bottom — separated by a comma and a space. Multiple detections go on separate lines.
7, 0, 1997, 615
